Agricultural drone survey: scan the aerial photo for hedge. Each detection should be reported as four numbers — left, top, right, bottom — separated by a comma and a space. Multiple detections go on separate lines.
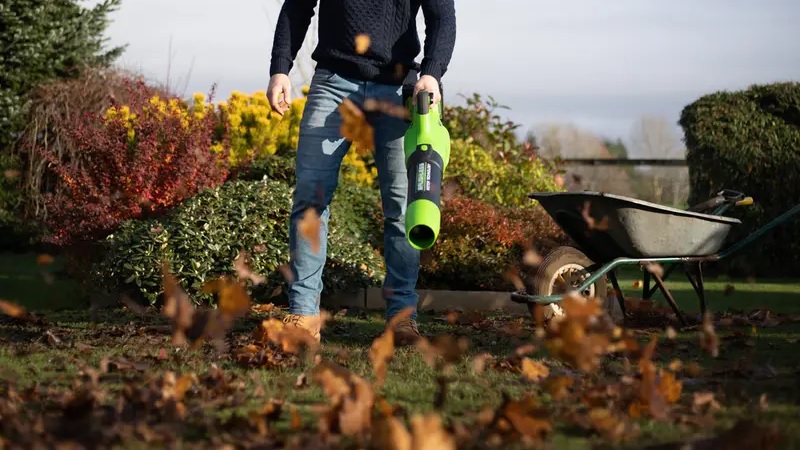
418, 197, 570, 291
679, 81, 800, 276
92, 178, 385, 305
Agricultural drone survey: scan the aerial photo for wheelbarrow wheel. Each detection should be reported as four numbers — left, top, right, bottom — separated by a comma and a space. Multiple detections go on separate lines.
528, 246, 623, 325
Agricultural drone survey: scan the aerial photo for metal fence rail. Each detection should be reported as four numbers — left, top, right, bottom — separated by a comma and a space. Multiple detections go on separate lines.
556, 159, 690, 207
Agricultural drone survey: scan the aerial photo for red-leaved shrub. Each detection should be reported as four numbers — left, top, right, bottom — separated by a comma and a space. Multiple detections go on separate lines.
38, 78, 229, 246
418, 196, 569, 291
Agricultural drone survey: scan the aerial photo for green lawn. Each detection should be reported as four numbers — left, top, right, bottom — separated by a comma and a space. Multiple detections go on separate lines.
1, 251, 799, 449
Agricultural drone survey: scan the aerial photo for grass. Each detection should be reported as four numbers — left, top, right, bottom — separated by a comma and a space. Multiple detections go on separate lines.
2, 251, 800, 449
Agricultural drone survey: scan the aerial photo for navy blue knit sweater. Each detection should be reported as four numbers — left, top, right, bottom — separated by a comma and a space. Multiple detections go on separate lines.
269, 0, 456, 85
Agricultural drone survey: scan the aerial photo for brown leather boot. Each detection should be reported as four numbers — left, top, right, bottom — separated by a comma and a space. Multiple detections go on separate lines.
391, 318, 421, 347
282, 314, 322, 343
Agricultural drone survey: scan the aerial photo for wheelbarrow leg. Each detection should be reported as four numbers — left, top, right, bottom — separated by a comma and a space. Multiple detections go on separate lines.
606, 270, 626, 316
651, 273, 688, 326
645, 263, 679, 300
685, 263, 707, 315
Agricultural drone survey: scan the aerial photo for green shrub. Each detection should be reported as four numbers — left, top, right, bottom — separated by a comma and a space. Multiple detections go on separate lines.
329, 182, 383, 249
236, 152, 384, 249
418, 196, 569, 291
679, 81, 800, 277
447, 137, 561, 207
235, 152, 297, 185
92, 179, 385, 305
1, 0, 124, 239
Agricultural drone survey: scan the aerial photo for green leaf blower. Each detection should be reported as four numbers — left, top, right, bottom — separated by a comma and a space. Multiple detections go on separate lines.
403, 89, 451, 250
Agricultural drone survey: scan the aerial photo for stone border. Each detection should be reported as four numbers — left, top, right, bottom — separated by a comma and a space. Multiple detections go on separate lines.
326, 287, 529, 314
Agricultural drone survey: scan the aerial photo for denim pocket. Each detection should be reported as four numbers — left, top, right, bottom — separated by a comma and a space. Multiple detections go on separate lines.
313, 68, 338, 82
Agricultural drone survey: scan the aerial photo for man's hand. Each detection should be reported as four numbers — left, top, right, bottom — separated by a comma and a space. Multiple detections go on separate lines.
412, 75, 441, 107
267, 73, 292, 115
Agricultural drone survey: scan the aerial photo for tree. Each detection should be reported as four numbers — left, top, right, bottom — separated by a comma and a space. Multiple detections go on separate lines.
629, 115, 685, 159
0, 0, 125, 151
628, 115, 689, 206
531, 122, 636, 195
603, 137, 629, 159
0, 0, 124, 247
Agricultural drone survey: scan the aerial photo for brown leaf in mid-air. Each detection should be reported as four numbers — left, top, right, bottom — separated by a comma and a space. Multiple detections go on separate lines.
581, 201, 609, 231
161, 264, 197, 346
234, 250, 266, 285
369, 307, 414, 388
643, 262, 665, 279
523, 249, 542, 267
542, 375, 574, 400
699, 312, 719, 358
298, 208, 322, 254
587, 408, 639, 442
202, 276, 251, 320
372, 413, 412, 450
410, 413, 457, 450
520, 358, 550, 383
354, 34, 371, 54
36, 254, 54, 265
492, 395, 553, 443
471, 353, 492, 374
369, 331, 395, 388
503, 266, 525, 291
338, 98, 375, 153
313, 358, 375, 437
0, 299, 30, 320
415, 334, 469, 371
364, 98, 410, 121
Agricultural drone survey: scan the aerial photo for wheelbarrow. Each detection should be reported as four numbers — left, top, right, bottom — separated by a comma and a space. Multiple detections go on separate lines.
510, 189, 800, 326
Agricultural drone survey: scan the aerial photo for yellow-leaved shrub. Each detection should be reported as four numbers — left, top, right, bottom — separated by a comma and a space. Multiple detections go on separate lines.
207, 87, 376, 188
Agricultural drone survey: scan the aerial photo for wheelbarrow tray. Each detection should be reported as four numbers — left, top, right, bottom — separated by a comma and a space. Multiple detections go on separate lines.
530, 191, 742, 261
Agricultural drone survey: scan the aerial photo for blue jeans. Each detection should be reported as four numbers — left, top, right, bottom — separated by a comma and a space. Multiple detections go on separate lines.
287, 68, 420, 321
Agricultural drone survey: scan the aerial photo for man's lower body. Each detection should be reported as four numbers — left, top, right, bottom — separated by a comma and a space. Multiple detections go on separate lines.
282, 67, 421, 345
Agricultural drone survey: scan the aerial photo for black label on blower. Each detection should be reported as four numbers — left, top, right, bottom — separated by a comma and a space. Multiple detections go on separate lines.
407, 144, 444, 206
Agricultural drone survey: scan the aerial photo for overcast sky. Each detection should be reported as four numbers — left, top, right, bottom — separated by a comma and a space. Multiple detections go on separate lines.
99, 0, 800, 155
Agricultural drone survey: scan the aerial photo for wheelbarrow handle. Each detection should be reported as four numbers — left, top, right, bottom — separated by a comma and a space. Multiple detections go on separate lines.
688, 191, 754, 214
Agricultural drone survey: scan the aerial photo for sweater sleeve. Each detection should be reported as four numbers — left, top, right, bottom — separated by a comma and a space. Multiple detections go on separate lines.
419, 0, 456, 81
269, 0, 318, 76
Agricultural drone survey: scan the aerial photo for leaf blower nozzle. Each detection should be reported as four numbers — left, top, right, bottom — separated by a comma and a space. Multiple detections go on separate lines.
403, 89, 451, 250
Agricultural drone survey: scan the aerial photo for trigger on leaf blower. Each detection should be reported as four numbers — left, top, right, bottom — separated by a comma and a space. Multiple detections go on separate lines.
403, 88, 451, 251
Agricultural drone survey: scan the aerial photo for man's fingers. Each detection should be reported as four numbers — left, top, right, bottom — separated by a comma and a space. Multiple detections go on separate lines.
268, 86, 282, 112
281, 84, 292, 106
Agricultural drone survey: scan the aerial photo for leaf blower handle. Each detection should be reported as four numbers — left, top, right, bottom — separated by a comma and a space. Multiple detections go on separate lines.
417, 89, 432, 115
